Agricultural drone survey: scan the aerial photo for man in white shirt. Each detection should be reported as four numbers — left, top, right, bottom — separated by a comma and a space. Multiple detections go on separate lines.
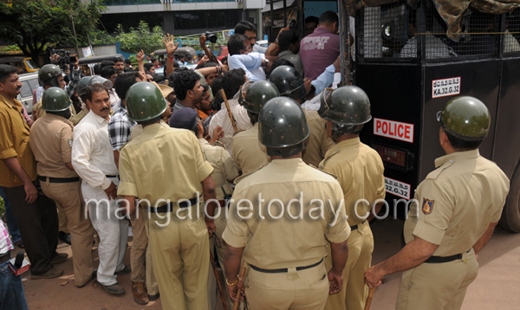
71, 83, 129, 296
208, 69, 252, 153
228, 34, 268, 82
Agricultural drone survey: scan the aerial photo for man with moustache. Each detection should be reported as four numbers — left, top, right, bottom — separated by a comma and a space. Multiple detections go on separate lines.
72, 83, 129, 296
170, 69, 204, 115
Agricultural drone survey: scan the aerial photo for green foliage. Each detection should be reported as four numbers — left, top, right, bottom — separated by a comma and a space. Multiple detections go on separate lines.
115, 21, 165, 55
90, 20, 227, 55
0, 0, 106, 65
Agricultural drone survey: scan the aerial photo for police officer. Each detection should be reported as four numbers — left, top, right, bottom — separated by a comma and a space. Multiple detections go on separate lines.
232, 80, 279, 175
29, 87, 96, 287
118, 82, 217, 310
69, 76, 93, 125
33, 64, 77, 122
222, 96, 350, 310
318, 86, 385, 310
269, 65, 335, 167
169, 107, 240, 309
365, 96, 510, 310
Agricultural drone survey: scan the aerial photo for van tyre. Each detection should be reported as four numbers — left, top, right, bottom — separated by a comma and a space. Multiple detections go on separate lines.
499, 162, 520, 233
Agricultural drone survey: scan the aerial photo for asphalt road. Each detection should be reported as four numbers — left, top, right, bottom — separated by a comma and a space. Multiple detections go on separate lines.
22, 218, 520, 309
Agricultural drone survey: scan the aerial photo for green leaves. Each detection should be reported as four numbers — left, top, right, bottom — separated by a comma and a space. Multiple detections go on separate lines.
0, 0, 106, 65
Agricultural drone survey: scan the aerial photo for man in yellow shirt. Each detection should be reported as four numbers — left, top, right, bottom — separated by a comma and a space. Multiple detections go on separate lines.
223, 96, 350, 310
365, 96, 510, 310
232, 80, 279, 175
118, 82, 218, 310
0, 64, 64, 279
319, 86, 385, 310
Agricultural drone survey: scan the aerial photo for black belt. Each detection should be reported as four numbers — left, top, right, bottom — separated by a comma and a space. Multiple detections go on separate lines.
106, 175, 118, 178
38, 176, 80, 183
0, 251, 10, 264
424, 249, 471, 264
149, 197, 198, 213
251, 259, 323, 274
350, 220, 366, 231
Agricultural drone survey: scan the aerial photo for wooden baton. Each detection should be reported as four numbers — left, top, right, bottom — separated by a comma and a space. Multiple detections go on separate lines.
232, 263, 247, 310
364, 287, 375, 310
209, 248, 227, 310
220, 89, 238, 133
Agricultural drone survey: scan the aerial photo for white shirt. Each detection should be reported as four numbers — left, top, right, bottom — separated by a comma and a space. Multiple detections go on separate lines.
228, 53, 266, 81
108, 88, 120, 110
0, 218, 13, 255
72, 110, 118, 190
208, 98, 252, 154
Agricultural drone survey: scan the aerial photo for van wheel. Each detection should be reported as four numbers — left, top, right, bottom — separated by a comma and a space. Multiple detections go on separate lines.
499, 163, 520, 233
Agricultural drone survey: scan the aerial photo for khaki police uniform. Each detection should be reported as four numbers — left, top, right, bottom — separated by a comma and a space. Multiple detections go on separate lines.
223, 158, 351, 310
397, 149, 509, 310
69, 107, 88, 126
232, 123, 270, 175
199, 138, 240, 310
29, 113, 96, 286
32, 97, 78, 234
118, 123, 214, 310
303, 109, 335, 167
126, 122, 167, 297
320, 138, 385, 310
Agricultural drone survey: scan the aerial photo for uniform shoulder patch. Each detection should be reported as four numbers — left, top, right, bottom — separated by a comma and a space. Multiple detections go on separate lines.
422, 198, 434, 215
68, 139, 73, 147
426, 160, 455, 180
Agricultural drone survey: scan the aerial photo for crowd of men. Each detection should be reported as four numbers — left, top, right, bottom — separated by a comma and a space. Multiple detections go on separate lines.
0, 10, 510, 310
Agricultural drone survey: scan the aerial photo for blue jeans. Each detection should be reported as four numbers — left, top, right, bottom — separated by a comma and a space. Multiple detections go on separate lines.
0, 255, 29, 310
0, 187, 22, 244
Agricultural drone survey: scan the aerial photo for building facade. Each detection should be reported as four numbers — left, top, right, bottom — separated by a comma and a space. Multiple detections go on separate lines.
100, 0, 265, 36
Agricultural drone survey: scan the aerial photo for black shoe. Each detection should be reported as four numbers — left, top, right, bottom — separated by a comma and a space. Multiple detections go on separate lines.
95, 280, 125, 295
51, 253, 68, 264
59, 231, 71, 245
115, 264, 131, 275
148, 292, 160, 301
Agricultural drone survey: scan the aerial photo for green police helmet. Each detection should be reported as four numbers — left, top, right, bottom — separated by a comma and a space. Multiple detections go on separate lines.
41, 87, 71, 112
77, 76, 94, 97
318, 86, 372, 125
238, 81, 280, 114
125, 82, 168, 122
38, 64, 63, 83
258, 96, 310, 148
437, 96, 490, 141
269, 65, 306, 101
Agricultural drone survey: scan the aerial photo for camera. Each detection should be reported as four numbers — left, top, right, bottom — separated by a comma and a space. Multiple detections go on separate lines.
51, 49, 75, 65
205, 32, 218, 44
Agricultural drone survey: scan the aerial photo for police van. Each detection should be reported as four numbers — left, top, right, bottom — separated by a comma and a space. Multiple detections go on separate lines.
350, 1, 520, 232
271, 0, 520, 231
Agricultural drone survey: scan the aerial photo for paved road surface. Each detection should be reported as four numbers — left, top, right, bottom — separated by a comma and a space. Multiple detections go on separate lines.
22, 218, 520, 309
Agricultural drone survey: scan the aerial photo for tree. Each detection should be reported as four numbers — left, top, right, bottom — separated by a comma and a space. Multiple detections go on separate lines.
0, 0, 106, 66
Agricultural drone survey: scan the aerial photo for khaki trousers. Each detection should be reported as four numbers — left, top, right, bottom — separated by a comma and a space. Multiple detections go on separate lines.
130, 206, 158, 295
56, 202, 70, 234
245, 260, 329, 310
40, 181, 95, 286
325, 221, 373, 310
149, 207, 209, 310
208, 209, 238, 310
396, 248, 479, 310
